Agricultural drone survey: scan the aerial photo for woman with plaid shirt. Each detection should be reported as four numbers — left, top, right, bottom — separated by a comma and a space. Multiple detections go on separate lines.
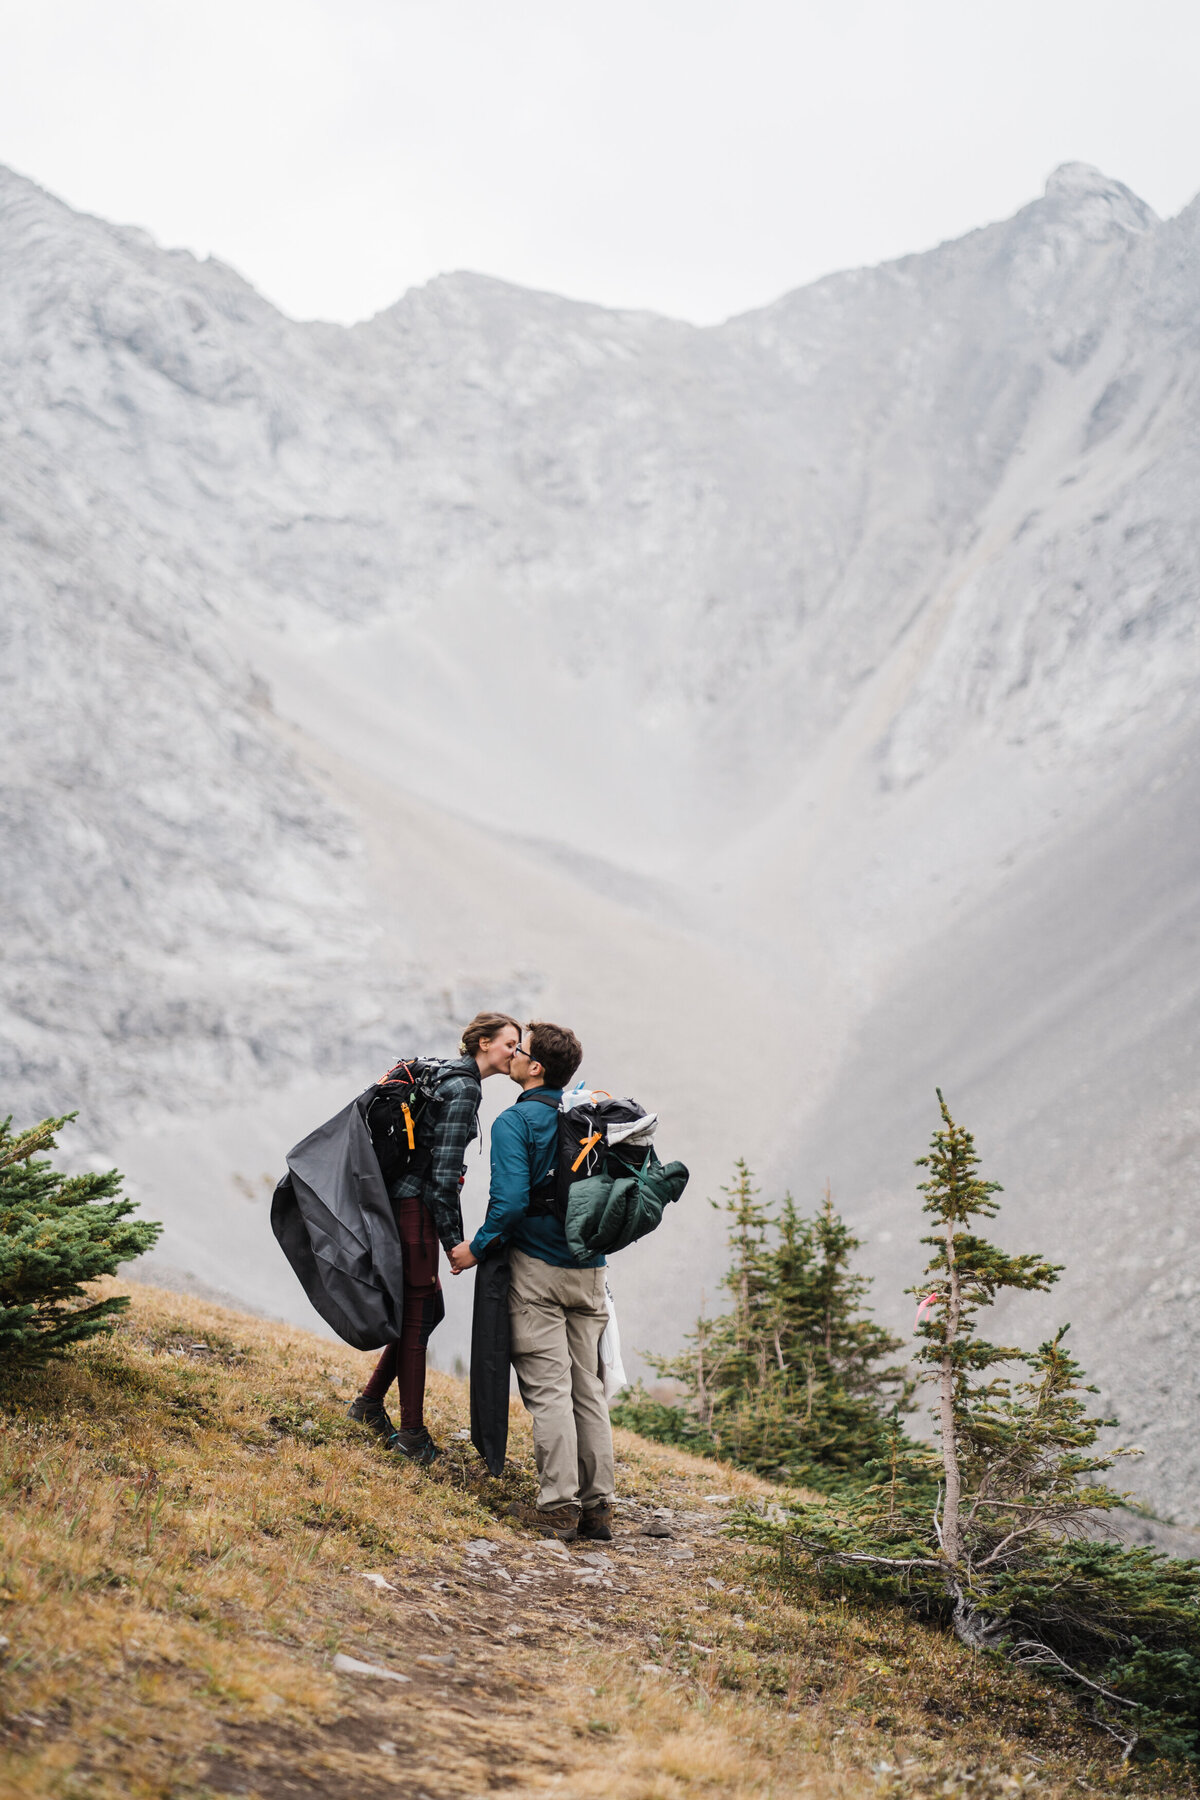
348, 1011, 519, 1463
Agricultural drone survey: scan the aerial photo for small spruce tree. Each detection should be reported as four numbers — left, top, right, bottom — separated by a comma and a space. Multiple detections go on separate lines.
779, 1186, 912, 1411
614, 1161, 911, 1487
0, 1110, 160, 1368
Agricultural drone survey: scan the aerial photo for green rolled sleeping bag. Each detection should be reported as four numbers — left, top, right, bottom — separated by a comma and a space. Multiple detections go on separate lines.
563, 1147, 689, 1265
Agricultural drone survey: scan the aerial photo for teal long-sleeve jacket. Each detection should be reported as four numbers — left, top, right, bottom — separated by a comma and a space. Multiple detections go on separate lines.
469, 1087, 605, 1270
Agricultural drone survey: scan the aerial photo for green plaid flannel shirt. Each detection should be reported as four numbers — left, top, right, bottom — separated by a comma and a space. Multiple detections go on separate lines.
389, 1056, 481, 1251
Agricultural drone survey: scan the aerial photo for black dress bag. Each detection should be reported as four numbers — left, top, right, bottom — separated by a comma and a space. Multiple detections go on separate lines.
270, 1096, 406, 1351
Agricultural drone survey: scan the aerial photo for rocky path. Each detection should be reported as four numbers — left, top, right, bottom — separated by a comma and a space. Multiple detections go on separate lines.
195, 1490, 787, 1800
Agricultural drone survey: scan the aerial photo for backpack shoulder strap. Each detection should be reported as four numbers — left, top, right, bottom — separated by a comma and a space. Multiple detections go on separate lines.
426, 1058, 478, 1099
522, 1091, 564, 1218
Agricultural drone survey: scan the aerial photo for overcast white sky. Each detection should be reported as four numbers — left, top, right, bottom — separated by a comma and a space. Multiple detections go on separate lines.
2, 0, 1198, 325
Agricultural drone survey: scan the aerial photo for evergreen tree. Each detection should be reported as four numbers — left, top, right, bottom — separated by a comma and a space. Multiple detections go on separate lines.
777, 1186, 912, 1410
614, 1161, 911, 1487
698, 1160, 780, 1451
907, 1090, 1114, 1631
0, 1110, 160, 1369
743, 1093, 1200, 1762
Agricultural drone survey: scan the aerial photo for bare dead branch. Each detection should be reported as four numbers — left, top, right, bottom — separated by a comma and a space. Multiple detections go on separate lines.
1007, 1639, 1140, 1710
781, 1536, 944, 1575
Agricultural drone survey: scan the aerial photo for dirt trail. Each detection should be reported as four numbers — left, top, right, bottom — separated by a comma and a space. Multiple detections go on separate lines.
194, 1492, 808, 1800
0, 1285, 1156, 1800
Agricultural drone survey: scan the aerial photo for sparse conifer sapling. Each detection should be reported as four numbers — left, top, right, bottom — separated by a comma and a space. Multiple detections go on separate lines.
741, 1093, 1200, 1763
907, 1089, 1121, 1639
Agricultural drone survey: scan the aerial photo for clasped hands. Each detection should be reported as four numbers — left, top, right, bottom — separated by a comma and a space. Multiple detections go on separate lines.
448, 1241, 478, 1275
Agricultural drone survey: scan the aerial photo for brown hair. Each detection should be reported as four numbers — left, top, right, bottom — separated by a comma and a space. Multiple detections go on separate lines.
526, 1020, 583, 1090
460, 1011, 520, 1059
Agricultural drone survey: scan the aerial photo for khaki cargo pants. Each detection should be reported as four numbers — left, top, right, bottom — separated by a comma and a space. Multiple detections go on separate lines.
508, 1249, 615, 1512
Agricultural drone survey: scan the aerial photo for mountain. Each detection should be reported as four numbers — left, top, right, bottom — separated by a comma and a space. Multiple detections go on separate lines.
2, 161, 1198, 1518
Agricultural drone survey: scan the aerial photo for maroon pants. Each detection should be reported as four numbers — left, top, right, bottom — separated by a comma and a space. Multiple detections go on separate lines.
361, 1193, 445, 1428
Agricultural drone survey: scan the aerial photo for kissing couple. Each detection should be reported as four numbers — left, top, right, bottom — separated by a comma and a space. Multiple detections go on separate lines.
349, 1011, 615, 1544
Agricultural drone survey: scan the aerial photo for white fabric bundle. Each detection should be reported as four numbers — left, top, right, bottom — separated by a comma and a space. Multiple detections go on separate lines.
599, 1279, 629, 1401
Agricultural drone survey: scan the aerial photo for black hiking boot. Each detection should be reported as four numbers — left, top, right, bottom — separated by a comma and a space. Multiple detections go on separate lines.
347, 1393, 395, 1439
578, 1500, 614, 1542
386, 1424, 441, 1466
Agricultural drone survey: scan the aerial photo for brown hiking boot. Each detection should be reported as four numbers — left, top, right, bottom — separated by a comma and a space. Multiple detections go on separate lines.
511, 1501, 582, 1541
537, 1503, 580, 1542
510, 1501, 580, 1542
579, 1500, 613, 1542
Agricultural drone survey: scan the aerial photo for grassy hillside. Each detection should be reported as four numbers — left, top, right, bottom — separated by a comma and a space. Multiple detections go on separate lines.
0, 1283, 1188, 1799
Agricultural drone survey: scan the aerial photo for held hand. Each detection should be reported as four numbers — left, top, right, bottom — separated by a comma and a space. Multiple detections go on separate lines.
448, 1241, 478, 1274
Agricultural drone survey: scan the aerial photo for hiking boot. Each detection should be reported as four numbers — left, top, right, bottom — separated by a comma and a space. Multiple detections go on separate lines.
578, 1500, 613, 1542
534, 1503, 581, 1543
347, 1393, 395, 1439
509, 1500, 581, 1541
386, 1425, 440, 1465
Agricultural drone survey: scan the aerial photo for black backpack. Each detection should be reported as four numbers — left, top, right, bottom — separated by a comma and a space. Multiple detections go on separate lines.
525, 1090, 654, 1223
358, 1057, 457, 1189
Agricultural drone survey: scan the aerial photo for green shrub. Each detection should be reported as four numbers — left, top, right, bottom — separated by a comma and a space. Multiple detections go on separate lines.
0, 1110, 160, 1369
1105, 1642, 1200, 1763
610, 1384, 719, 1458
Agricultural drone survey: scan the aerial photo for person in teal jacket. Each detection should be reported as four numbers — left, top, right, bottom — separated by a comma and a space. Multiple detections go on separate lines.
466, 1089, 605, 1273
450, 1021, 613, 1542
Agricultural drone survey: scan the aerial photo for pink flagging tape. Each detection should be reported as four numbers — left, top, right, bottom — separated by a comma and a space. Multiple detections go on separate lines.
914, 1292, 939, 1330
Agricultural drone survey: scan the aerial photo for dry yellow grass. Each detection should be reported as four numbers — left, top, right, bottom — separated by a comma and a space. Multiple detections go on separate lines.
0, 1283, 1188, 1800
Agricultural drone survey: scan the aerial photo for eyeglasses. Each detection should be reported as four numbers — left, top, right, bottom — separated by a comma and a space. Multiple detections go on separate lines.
511, 1044, 534, 1060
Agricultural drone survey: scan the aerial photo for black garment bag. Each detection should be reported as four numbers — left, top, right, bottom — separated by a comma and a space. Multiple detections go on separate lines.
271, 1096, 406, 1351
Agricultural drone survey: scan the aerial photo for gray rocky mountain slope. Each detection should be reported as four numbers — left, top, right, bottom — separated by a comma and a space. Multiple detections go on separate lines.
1, 161, 1197, 1517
